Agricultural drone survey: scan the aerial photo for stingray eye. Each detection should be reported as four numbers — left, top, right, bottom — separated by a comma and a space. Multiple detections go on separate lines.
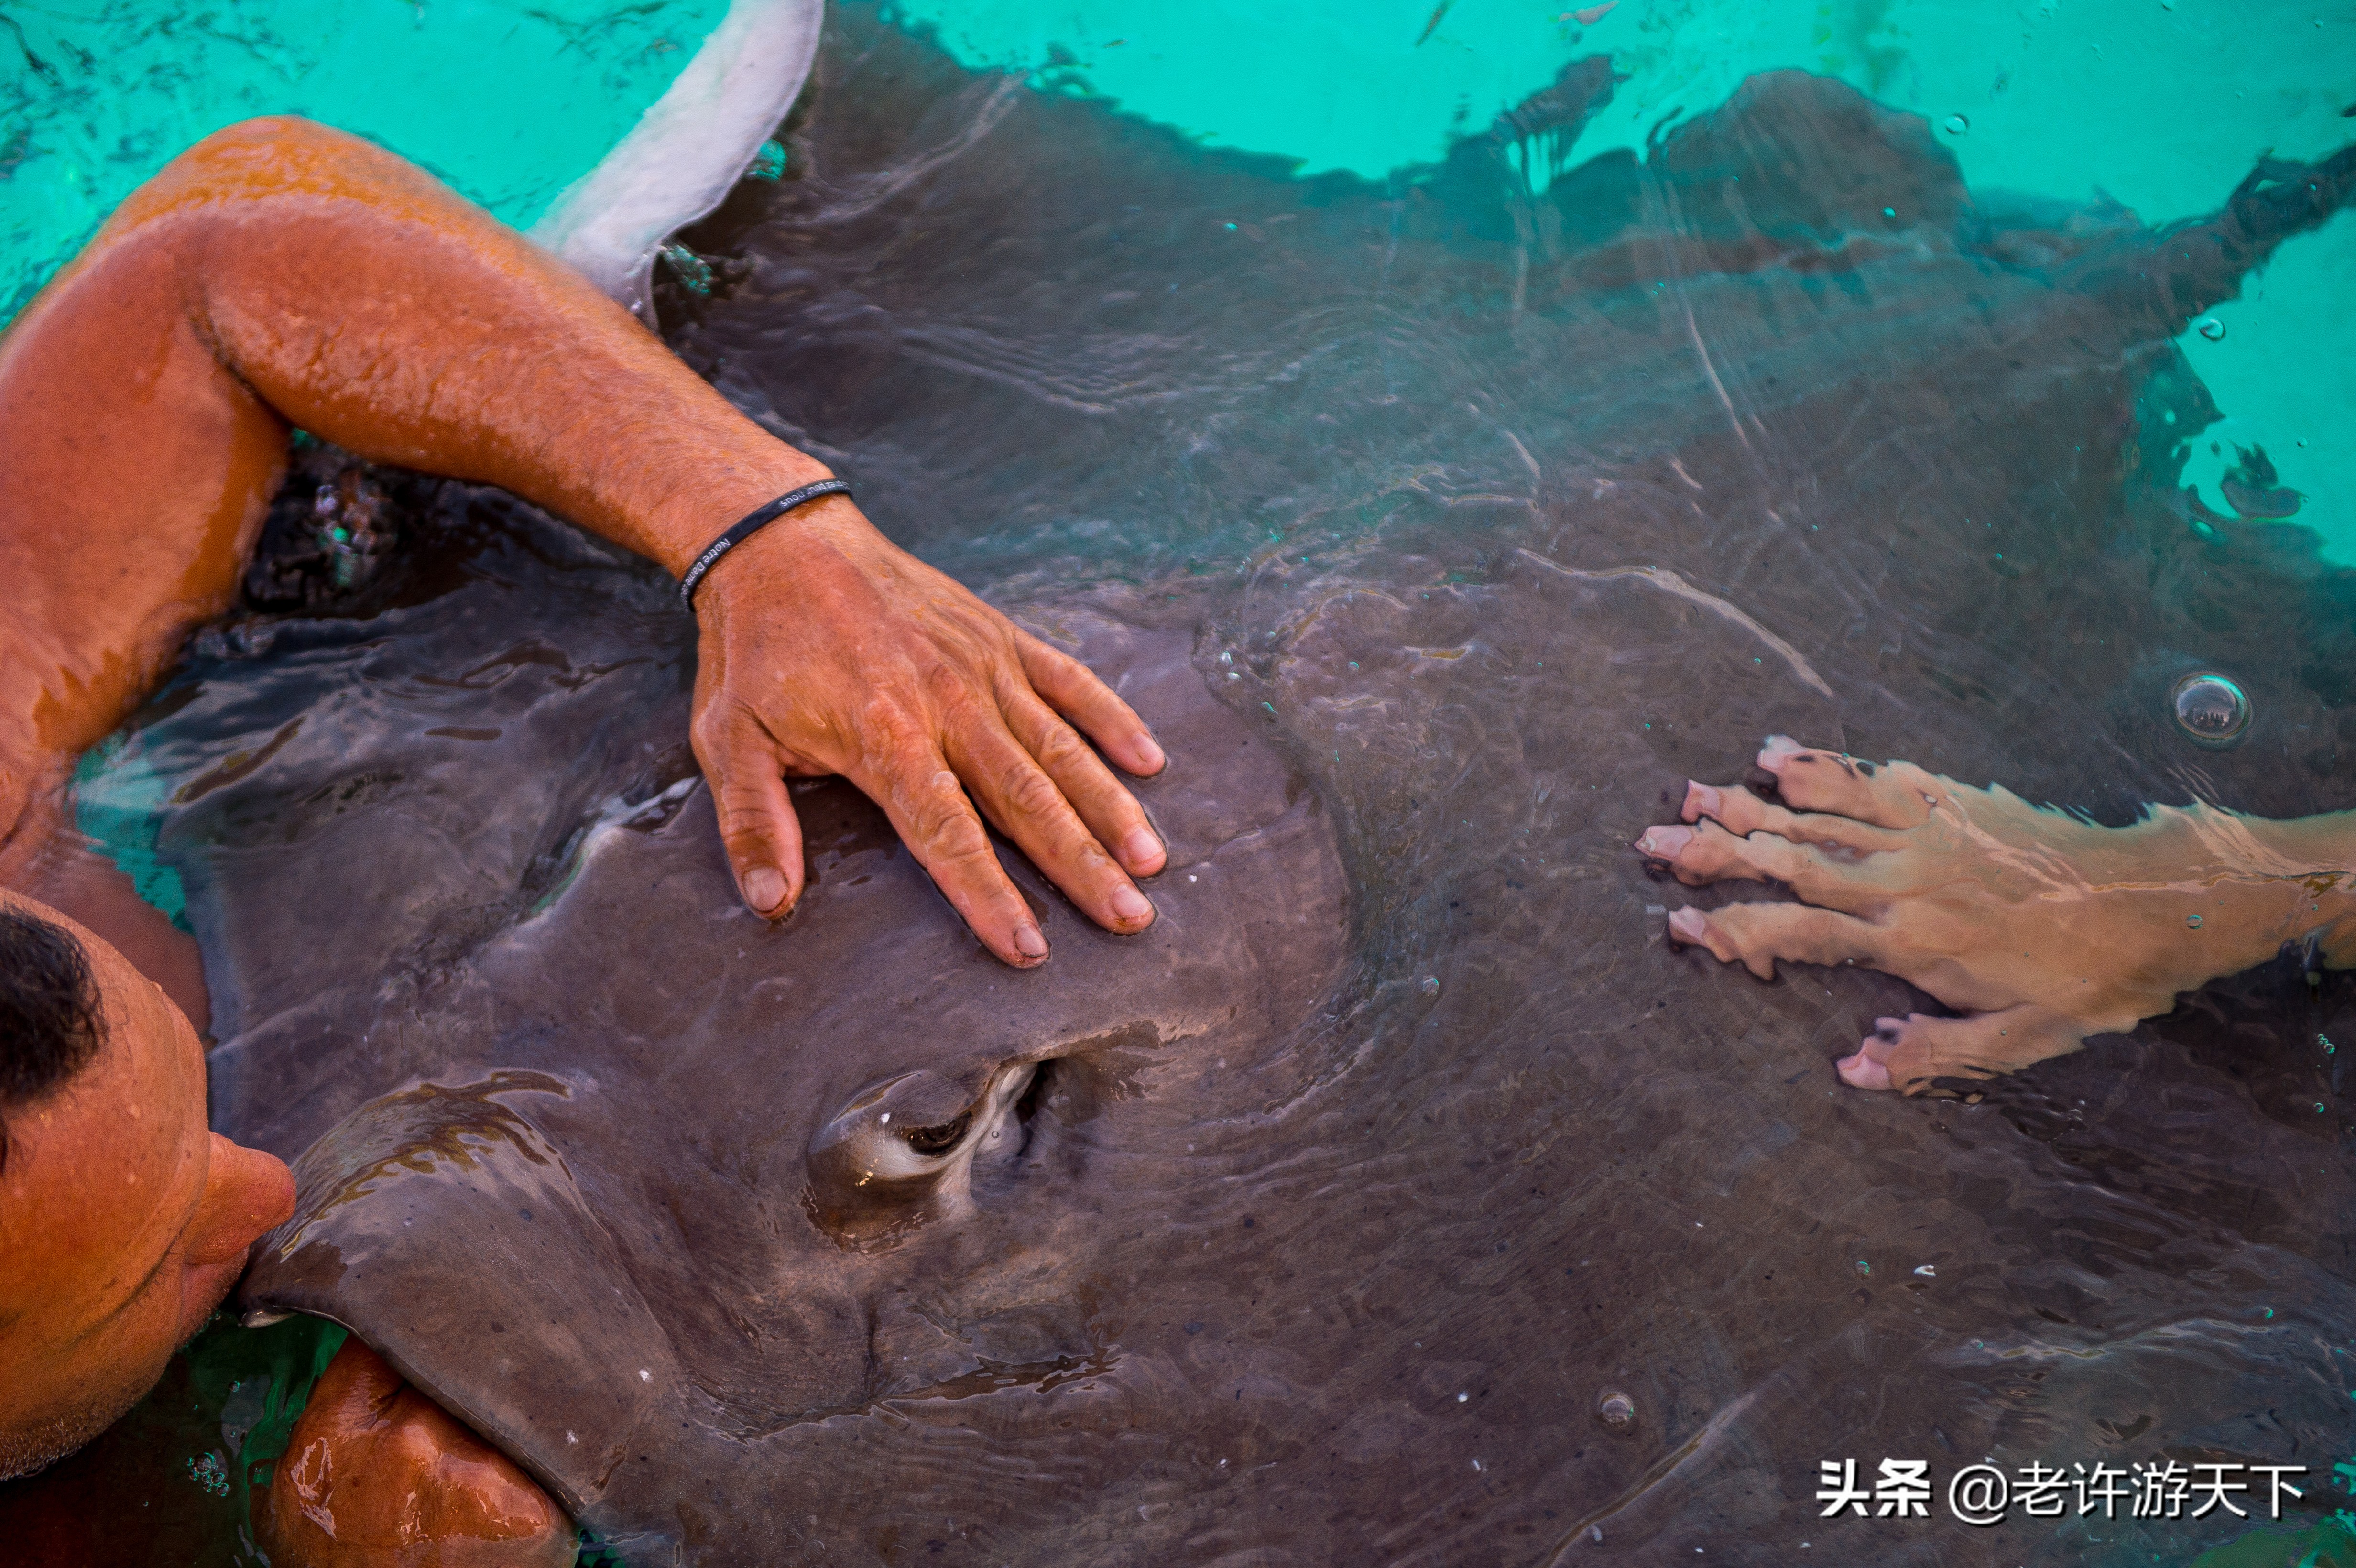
903, 1112, 971, 1158
805, 1068, 1015, 1248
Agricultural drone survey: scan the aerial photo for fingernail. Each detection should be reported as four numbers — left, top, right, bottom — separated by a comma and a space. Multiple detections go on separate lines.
1122, 826, 1165, 869
1837, 1049, 1895, 1092
1110, 883, 1153, 924
1757, 735, 1804, 771
1667, 907, 1708, 943
743, 866, 788, 914
1636, 825, 1693, 859
1682, 782, 1720, 821
1014, 923, 1050, 959
1137, 734, 1167, 773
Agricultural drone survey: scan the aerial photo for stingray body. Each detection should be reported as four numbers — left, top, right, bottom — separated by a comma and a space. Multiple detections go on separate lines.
220, 601, 1348, 1519
114, 8, 2356, 1562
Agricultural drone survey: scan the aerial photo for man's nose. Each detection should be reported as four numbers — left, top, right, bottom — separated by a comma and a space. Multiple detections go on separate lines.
183, 1134, 298, 1266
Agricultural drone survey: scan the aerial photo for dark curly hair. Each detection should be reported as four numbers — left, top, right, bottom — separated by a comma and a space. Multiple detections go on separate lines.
0, 907, 106, 1175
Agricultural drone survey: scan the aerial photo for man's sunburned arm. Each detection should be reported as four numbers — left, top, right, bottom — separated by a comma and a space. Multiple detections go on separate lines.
0, 117, 1172, 1561
1635, 738, 2356, 1092
0, 115, 1169, 972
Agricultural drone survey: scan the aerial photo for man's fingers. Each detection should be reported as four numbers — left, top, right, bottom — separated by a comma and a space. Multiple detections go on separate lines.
1839, 1006, 2085, 1094
1634, 819, 1886, 911
1016, 632, 1166, 777
945, 714, 1156, 936
999, 687, 1167, 878
1666, 900, 1893, 981
1751, 736, 1936, 829
691, 711, 806, 917
872, 746, 1049, 966
1678, 780, 1908, 853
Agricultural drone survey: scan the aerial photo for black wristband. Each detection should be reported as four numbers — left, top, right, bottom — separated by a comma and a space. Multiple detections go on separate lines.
677, 479, 854, 610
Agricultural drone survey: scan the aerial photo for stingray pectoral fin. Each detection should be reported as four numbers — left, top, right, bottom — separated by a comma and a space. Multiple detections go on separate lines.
1840, 1006, 2085, 1094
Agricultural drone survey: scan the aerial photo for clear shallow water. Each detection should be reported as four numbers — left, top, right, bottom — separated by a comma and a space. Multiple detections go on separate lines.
4, 2, 2356, 1566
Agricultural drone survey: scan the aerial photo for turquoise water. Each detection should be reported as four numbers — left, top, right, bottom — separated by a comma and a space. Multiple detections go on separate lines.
0, 0, 725, 318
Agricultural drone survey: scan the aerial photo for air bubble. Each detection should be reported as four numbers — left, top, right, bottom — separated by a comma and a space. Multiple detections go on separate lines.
2195, 317, 2226, 342
1942, 115, 1969, 136
1597, 1390, 1636, 1430
1420, 976, 1441, 997
2171, 671, 2250, 747
2187, 915, 2203, 929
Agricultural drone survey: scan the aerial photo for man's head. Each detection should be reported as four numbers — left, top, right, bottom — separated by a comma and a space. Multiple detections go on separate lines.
0, 891, 294, 1479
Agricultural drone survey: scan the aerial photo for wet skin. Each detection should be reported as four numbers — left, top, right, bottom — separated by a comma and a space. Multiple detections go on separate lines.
0, 118, 1177, 1560
264, 1341, 576, 1568
1637, 738, 2356, 1093
0, 116, 1168, 976
0, 894, 566, 1565
0, 892, 295, 1477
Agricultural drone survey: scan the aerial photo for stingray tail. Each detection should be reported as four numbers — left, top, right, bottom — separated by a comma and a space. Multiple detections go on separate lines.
2113, 141, 2356, 332
530, 0, 826, 317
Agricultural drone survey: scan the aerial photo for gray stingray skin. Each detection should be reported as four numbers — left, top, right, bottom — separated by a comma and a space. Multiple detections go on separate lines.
109, 6, 2356, 1562
233, 613, 1350, 1529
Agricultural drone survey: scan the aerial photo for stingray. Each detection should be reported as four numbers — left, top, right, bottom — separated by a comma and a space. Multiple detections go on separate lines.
68, 6, 2356, 1563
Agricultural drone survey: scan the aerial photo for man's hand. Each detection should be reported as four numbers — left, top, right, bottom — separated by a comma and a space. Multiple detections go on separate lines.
1634, 737, 2351, 1093
262, 1339, 575, 1568
0, 117, 1168, 967
690, 496, 1166, 966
